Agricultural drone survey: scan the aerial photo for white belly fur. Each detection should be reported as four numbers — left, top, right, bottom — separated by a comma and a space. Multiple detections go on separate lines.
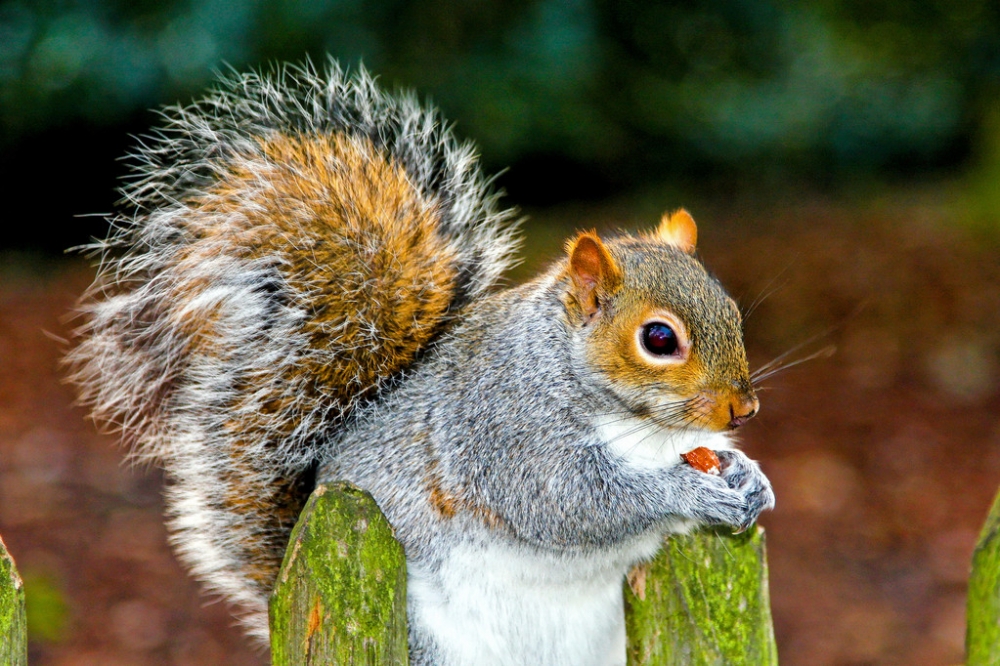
408, 534, 663, 666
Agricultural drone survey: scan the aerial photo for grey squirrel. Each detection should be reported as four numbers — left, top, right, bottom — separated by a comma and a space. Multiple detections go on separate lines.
68, 60, 774, 666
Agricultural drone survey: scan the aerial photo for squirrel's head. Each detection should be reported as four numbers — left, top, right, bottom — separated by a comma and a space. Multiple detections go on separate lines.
561, 210, 757, 432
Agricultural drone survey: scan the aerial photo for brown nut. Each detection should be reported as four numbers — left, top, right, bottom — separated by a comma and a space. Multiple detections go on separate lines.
681, 446, 721, 475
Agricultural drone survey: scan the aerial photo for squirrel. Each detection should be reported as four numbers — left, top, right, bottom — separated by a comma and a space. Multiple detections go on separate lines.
67, 60, 774, 666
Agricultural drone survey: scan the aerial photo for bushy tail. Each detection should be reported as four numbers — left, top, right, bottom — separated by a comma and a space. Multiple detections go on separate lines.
66, 59, 520, 641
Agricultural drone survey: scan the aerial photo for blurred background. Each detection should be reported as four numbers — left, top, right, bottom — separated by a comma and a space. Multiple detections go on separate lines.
1, 0, 999, 664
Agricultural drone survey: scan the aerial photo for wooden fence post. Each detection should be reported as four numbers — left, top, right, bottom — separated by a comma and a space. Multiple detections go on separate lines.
967, 487, 1000, 666
271, 485, 777, 665
270, 483, 409, 666
0, 534, 28, 666
625, 526, 778, 665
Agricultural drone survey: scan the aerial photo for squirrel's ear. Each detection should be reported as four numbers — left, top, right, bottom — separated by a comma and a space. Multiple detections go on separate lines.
656, 209, 698, 253
566, 232, 622, 320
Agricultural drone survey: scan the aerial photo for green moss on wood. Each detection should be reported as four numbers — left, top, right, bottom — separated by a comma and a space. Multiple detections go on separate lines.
624, 525, 778, 666
270, 482, 409, 665
967, 487, 1000, 666
0, 535, 27, 666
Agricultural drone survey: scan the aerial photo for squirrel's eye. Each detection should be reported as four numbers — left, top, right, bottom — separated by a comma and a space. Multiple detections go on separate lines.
642, 322, 679, 356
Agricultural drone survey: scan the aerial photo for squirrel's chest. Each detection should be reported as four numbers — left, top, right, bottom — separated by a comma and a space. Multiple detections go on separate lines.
406, 537, 657, 666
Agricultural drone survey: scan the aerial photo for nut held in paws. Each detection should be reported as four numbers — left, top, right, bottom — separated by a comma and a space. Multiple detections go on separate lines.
681, 447, 721, 475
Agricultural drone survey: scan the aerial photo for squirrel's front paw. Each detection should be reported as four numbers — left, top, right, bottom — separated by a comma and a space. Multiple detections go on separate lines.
675, 463, 750, 528
716, 449, 775, 531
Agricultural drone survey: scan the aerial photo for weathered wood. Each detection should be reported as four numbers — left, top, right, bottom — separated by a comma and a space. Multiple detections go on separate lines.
0, 534, 27, 666
624, 525, 778, 666
270, 482, 409, 666
966, 487, 1000, 666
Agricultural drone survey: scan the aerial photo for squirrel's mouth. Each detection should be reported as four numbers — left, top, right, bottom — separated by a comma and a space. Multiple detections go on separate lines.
683, 389, 759, 432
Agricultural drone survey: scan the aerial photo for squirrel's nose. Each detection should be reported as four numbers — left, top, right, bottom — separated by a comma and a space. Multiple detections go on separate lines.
727, 394, 759, 429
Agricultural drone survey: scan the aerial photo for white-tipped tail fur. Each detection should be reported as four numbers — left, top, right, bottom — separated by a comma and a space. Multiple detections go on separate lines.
67, 59, 520, 641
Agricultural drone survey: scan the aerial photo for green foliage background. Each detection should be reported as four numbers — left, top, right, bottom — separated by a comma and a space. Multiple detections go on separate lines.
1, 0, 998, 245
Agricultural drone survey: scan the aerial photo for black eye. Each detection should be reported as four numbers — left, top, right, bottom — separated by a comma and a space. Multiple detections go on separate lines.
642, 322, 679, 356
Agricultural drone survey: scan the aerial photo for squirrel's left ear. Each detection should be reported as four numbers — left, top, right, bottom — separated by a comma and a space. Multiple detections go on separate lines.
566, 231, 623, 321
656, 209, 698, 253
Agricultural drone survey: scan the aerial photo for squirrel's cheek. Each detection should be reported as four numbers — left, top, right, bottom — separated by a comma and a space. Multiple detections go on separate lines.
577, 326, 636, 381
